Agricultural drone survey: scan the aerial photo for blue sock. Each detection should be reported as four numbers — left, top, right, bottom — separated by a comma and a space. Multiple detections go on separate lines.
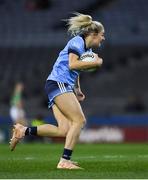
25, 127, 37, 136
62, 148, 73, 160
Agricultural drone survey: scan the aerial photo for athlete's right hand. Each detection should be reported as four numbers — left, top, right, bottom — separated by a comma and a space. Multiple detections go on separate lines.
94, 54, 103, 67
74, 87, 85, 102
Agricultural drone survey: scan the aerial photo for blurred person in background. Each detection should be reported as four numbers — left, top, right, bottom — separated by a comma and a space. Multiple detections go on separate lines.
124, 93, 146, 114
31, 114, 45, 127
29, 114, 45, 142
10, 82, 27, 126
25, 0, 52, 11
10, 13, 104, 169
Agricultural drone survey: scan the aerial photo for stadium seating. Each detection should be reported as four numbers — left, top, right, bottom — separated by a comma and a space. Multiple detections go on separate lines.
0, 0, 148, 118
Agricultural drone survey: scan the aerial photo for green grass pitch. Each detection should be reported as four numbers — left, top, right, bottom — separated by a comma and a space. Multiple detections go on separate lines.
0, 143, 148, 179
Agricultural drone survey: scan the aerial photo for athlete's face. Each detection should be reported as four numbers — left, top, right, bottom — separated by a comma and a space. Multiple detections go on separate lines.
90, 31, 105, 48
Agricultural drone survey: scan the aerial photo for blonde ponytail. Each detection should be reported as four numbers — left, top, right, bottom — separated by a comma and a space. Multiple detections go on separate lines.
66, 13, 104, 36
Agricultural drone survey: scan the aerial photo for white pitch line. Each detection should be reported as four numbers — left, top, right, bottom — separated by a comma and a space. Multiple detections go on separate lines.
74, 154, 148, 160
25, 157, 34, 160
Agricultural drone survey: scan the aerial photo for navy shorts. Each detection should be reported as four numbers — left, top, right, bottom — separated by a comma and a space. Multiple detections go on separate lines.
45, 80, 73, 108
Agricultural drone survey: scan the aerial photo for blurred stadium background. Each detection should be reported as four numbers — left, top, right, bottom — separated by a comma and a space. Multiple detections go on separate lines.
0, 0, 148, 143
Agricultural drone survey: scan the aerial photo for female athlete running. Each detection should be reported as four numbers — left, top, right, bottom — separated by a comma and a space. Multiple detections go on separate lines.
10, 13, 105, 169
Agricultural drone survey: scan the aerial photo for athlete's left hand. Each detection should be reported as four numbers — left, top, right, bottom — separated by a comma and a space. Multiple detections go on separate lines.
74, 88, 85, 102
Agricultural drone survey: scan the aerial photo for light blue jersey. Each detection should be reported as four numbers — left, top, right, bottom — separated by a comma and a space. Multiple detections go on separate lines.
47, 35, 92, 87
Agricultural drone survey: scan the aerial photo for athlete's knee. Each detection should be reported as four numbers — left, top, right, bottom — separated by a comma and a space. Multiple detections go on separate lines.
79, 115, 86, 127
80, 117, 86, 128
72, 114, 86, 128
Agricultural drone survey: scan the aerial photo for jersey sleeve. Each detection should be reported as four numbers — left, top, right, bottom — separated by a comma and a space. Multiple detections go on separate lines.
68, 37, 84, 57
